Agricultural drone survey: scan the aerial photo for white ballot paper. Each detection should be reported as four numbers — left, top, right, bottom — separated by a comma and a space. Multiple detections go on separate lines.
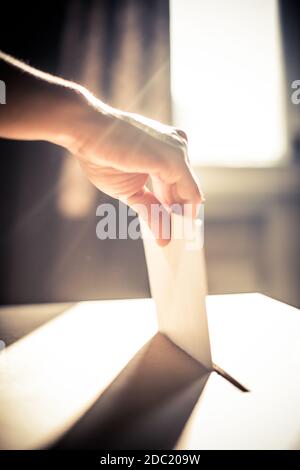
141, 211, 212, 369
118, 109, 212, 369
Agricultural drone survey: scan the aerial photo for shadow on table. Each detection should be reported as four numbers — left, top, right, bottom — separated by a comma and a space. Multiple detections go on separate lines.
52, 332, 210, 450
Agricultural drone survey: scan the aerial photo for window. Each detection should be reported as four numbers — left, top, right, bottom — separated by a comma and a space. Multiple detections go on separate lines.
170, 0, 287, 166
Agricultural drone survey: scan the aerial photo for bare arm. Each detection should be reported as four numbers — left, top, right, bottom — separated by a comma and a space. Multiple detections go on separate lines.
0, 51, 203, 245
0, 51, 102, 145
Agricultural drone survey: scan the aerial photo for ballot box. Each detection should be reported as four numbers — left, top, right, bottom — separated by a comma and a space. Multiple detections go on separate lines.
0, 293, 299, 450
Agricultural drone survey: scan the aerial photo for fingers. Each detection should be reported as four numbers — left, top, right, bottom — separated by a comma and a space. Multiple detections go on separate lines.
153, 144, 204, 218
126, 187, 171, 247
173, 162, 204, 218
129, 137, 204, 218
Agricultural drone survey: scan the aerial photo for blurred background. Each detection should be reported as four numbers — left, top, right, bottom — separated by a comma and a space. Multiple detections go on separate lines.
0, 0, 299, 307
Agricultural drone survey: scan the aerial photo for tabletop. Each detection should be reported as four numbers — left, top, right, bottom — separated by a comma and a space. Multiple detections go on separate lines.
0, 293, 299, 449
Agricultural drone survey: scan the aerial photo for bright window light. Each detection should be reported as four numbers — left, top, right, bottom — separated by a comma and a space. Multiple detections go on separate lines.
170, 0, 287, 166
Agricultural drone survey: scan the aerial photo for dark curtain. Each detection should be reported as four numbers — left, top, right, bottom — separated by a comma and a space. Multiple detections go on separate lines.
279, 0, 300, 163
0, 0, 171, 304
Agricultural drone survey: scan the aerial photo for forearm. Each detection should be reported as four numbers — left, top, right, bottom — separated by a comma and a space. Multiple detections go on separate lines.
0, 51, 203, 243
0, 51, 109, 150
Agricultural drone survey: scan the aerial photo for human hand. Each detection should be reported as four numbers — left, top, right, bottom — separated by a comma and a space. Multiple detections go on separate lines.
0, 53, 203, 245
68, 104, 204, 246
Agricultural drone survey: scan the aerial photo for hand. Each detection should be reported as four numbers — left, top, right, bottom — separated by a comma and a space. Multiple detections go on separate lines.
0, 53, 203, 245
69, 105, 204, 246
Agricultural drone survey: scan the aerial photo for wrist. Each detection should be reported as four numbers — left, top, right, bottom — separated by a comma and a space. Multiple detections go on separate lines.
48, 86, 115, 154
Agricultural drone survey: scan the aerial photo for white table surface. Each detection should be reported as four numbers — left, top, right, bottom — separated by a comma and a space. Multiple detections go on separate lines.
0, 293, 299, 450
